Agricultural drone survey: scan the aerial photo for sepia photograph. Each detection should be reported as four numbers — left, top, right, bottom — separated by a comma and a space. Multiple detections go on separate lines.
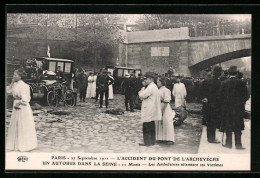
5, 11, 251, 171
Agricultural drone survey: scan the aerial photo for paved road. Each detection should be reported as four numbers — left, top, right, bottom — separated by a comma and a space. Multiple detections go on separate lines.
198, 119, 250, 154
6, 94, 203, 153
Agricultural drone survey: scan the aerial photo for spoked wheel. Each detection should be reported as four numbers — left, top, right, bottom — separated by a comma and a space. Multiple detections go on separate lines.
47, 91, 58, 107
64, 90, 75, 106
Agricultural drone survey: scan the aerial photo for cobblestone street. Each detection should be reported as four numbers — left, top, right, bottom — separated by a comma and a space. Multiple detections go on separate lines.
6, 94, 203, 153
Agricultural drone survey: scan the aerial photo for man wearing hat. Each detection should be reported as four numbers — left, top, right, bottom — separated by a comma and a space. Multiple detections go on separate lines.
219, 66, 249, 149
201, 66, 223, 143
138, 72, 162, 146
123, 72, 136, 112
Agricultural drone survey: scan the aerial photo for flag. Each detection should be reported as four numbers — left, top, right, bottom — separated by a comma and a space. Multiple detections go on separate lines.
47, 45, 51, 58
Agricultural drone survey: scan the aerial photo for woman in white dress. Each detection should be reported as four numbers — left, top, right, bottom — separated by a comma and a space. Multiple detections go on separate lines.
156, 78, 175, 145
6, 69, 38, 152
107, 72, 114, 99
86, 72, 94, 99
91, 72, 97, 98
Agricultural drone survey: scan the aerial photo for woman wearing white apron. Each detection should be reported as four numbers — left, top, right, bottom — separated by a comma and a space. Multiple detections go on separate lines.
86, 73, 94, 99
91, 73, 97, 98
156, 78, 175, 145
6, 69, 38, 152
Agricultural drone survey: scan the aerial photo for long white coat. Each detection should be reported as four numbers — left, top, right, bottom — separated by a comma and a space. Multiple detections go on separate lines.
6, 80, 38, 152
172, 82, 187, 107
138, 82, 162, 123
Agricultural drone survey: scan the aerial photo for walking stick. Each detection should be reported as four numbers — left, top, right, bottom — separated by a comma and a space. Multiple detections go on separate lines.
222, 132, 225, 146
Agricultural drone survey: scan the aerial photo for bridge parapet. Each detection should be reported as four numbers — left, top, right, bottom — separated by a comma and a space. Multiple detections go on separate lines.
190, 34, 251, 41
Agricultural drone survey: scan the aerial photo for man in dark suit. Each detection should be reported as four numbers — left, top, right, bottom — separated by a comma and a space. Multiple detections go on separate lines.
96, 71, 114, 108
219, 70, 229, 82
219, 66, 249, 149
76, 68, 87, 102
201, 66, 223, 143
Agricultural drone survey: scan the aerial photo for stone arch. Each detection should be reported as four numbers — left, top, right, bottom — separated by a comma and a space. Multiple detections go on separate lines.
189, 48, 251, 75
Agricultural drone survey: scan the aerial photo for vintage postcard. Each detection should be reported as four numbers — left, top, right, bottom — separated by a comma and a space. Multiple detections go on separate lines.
5, 10, 251, 171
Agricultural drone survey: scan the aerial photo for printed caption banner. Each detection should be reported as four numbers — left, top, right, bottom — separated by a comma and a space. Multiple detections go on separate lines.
6, 153, 250, 171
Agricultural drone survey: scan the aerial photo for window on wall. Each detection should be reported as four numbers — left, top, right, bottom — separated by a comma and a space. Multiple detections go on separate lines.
49, 62, 56, 72
64, 63, 71, 73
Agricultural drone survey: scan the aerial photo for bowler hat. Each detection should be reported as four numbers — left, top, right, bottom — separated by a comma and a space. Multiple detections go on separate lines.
144, 72, 156, 79
212, 66, 223, 76
228, 65, 238, 75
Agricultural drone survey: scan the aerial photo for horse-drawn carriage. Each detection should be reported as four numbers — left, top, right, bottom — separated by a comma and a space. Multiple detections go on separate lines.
7, 57, 76, 107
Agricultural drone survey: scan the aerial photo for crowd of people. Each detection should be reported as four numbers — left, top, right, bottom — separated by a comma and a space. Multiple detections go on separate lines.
136, 65, 250, 149
73, 68, 115, 108
6, 63, 250, 152
145, 18, 251, 37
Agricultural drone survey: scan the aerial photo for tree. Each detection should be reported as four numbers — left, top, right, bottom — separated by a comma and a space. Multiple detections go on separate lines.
73, 14, 126, 70
7, 14, 126, 70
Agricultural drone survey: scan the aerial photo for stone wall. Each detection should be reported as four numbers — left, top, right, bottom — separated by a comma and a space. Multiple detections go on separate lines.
120, 40, 190, 76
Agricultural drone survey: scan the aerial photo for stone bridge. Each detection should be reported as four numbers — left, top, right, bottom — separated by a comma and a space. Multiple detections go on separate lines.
189, 34, 251, 75
119, 27, 251, 76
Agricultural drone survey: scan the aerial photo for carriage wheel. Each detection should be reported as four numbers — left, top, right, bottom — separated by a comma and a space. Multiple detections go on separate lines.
64, 90, 75, 106
47, 91, 58, 107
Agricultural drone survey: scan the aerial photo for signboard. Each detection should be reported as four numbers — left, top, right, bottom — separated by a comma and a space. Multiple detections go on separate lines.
151, 47, 169, 56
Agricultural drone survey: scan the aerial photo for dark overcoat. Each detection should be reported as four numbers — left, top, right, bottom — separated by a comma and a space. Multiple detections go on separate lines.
201, 76, 222, 128
219, 77, 249, 132
76, 72, 87, 90
123, 77, 136, 99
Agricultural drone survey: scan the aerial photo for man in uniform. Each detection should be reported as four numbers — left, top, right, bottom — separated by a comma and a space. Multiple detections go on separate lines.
219, 66, 249, 149
138, 72, 162, 146
123, 73, 136, 112
96, 71, 114, 108
201, 66, 223, 143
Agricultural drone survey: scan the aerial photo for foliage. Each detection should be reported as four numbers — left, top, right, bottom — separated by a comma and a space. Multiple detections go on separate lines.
7, 14, 126, 69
